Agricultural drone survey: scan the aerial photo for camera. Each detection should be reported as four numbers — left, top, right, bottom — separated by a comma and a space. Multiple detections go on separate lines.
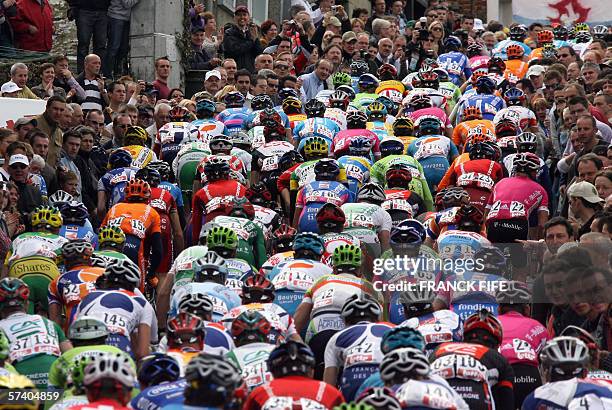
418, 29, 430, 41
141, 82, 154, 94
331, 5, 339, 12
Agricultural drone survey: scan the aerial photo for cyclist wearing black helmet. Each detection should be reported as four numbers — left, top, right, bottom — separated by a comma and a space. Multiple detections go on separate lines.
332, 110, 381, 159
294, 99, 341, 147
455, 75, 506, 122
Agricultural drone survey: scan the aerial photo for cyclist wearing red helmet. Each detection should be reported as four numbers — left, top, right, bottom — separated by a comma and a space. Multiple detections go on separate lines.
431, 309, 515, 410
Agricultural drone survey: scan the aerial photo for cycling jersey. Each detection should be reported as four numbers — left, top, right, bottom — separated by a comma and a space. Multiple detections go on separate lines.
98, 166, 140, 209
456, 94, 506, 122
260, 250, 295, 276
222, 302, 298, 343
436, 271, 504, 319
324, 321, 395, 400
504, 60, 529, 84
436, 230, 491, 261
451, 119, 496, 149
296, 180, 352, 233
60, 221, 98, 249
216, 107, 252, 133
192, 117, 224, 140
123, 145, 157, 168
439, 158, 503, 191
427, 207, 487, 240
431, 342, 515, 410
130, 379, 187, 410
169, 281, 241, 322
493, 106, 537, 131
384, 189, 427, 217
331, 129, 381, 159
149, 187, 178, 274
48, 265, 105, 331
409, 107, 452, 131
438, 81, 462, 110
353, 92, 379, 111
366, 120, 392, 141
324, 107, 348, 130
28, 173, 48, 198
394, 377, 470, 410
498, 311, 549, 367
401, 310, 462, 356
203, 215, 267, 269
253, 205, 281, 242
293, 117, 340, 146
407, 135, 459, 191
522, 378, 612, 410
76, 289, 155, 356
197, 154, 246, 181
68, 398, 131, 410
486, 175, 549, 222
49, 395, 89, 410
492, 39, 532, 60
172, 142, 209, 194
246, 108, 290, 130
437, 51, 472, 86
251, 141, 295, 185
337, 156, 372, 196
289, 159, 348, 192
0, 311, 66, 389
287, 113, 307, 130
469, 56, 490, 71
169, 246, 209, 288
342, 202, 392, 258
6, 231, 67, 265
226, 342, 275, 391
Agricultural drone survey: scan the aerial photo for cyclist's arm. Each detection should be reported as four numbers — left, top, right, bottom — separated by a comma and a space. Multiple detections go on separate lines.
536, 210, 548, 239
48, 303, 63, 329
323, 366, 339, 387
54, 323, 72, 352
191, 193, 203, 245
97, 191, 107, 222
253, 224, 267, 269
169, 209, 184, 255
133, 323, 151, 360
147, 232, 163, 278
155, 272, 174, 330
492, 381, 515, 410
293, 301, 313, 334
59, 340, 72, 352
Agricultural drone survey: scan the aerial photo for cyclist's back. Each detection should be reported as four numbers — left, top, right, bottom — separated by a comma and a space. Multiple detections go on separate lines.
522, 378, 612, 410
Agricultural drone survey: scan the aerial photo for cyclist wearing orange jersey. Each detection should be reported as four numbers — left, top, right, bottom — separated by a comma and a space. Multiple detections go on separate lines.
527, 30, 554, 61
503, 44, 528, 83
102, 178, 162, 288
48, 239, 105, 332
451, 106, 496, 152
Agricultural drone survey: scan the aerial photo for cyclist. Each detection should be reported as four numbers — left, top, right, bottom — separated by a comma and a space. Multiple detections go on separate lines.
68, 352, 136, 410
216, 91, 252, 133
121, 125, 157, 168
495, 88, 538, 134
96, 148, 139, 221
456, 76, 506, 123
497, 281, 549, 408
96, 225, 130, 262
58, 200, 98, 248
522, 337, 612, 409
332, 110, 380, 160
130, 353, 184, 410
192, 98, 224, 139
365, 102, 391, 141
249, 117, 294, 193
383, 163, 427, 219
75, 258, 154, 360
325, 90, 350, 129
354, 73, 380, 110
560, 325, 612, 383
164, 312, 206, 372
431, 309, 515, 410
195, 135, 246, 192
434, 67, 462, 111
48, 239, 105, 330
437, 36, 471, 86
450, 106, 496, 153
282, 96, 307, 130
267, 223, 297, 262
294, 99, 340, 147
0, 278, 71, 389
49, 355, 93, 409
316, 203, 361, 268
336, 137, 374, 197
5, 205, 65, 314
226, 310, 275, 391
102, 178, 163, 285
244, 340, 345, 410
323, 293, 392, 401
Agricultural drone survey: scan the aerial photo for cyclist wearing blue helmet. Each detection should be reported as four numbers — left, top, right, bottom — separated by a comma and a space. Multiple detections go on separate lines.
456, 75, 506, 123
130, 353, 186, 410
437, 36, 472, 86
217, 91, 252, 133
97, 148, 139, 220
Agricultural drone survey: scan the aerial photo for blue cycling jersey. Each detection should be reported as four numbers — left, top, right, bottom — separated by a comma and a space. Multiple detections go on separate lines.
457, 94, 506, 122
159, 181, 184, 208
522, 378, 612, 410
293, 117, 340, 146
216, 107, 252, 133
60, 220, 99, 249
437, 51, 472, 86
337, 156, 372, 196
131, 380, 187, 410
98, 167, 139, 208
297, 180, 352, 233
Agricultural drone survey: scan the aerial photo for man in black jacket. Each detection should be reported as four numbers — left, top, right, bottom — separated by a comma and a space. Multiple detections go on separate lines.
222, 5, 263, 72
68, 0, 110, 73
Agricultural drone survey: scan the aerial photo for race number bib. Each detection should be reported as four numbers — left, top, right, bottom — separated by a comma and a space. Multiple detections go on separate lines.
313, 288, 335, 310
11, 333, 60, 361
457, 172, 494, 190
431, 354, 488, 382
271, 270, 314, 292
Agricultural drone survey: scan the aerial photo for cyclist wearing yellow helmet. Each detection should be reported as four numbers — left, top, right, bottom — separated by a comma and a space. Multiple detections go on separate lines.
121, 125, 157, 168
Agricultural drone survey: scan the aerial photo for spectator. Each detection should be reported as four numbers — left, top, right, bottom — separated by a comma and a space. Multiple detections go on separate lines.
137, 104, 154, 130
60, 104, 74, 131
365, 0, 387, 33
34, 95, 65, 167
74, 126, 99, 212
577, 153, 603, 184
251, 74, 268, 97
0, 81, 21, 98
102, 112, 131, 150
58, 129, 83, 201
189, 26, 221, 70
581, 62, 600, 93
0, 0, 17, 56
52, 55, 87, 101
201, 12, 222, 58
222, 58, 237, 85
568, 181, 605, 238
299, 59, 332, 102
0, 128, 17, 180
351, 18, 364, 33
595, 170, 612, 201
68, 0, 109, 73
375, 37, 394, 67
105, 0, 139, 78
557, 46, 577, 67
104, 81, 127, 122
84, 108, 109, 143
9, 0, 53, 51
69, 103, 84, 127
7, 153, 42, 215
390, 0, 408, 33
27, 128, 57, 192
9, 63, 38, 99
203, 70, 221, 96
76, 54, 107, 111
222, 6, 263, 72
31, 63, 67, 100
260, 19, 278, 46
152, 56, 172, 99
145, 102, 170, 142
371, 18, 391, 43
13, 118, 37, 141
57, 168, 79, 198
234, 69, 252, 99
254, 54, 274, 72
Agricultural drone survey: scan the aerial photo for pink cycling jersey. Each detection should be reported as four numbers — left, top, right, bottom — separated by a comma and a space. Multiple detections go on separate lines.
408, 107, 452, 130
331, 129, 381, 158
499, 311, 549, 366
486, 175, 549, 221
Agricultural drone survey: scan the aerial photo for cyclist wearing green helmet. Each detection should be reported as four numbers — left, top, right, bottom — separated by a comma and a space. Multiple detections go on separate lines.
47, 355, 93, 409
332, 71, 352, 88
332, 244, 363, 275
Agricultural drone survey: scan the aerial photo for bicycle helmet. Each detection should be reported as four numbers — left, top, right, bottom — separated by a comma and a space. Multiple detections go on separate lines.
495, 119, 519, 138
230, 131, 253, 150
539, 336, 589, 382
468, 141, 498, 160
104, 258, 141, 287
406, 93, 432, 110
341, 293, 382, 322
184, 353, 242, 398
83, 352, 136, 388
456, 204, 484, 232
358, 73, 379, 91
279, 87, 299, 101
541, 43, 557, 60
356, 387, 402, 410
178, 293, 214, 318
267, 340, 316, 378
377, 63, 398, 80
516, 132, 538, 153
416, 116, 442, 135
503, 87, 526, 106
124, 125, 148, 146
245, 182, 273, 206
332, 244, 362, 269
379, 347, 430, 384
313, 158, 340, 180
68, 316, 108, 342
98, 225, 126, 248
346, 110, 368, 129
444, 35, 462, 51
124, 178, 151, 202
348, 136, 372, 157
228, 196, 255, 220
399, 285, 436, 316
487, 56, 506, 74
209, 134, 234, 154
560, 326, 599, 351
138, 353, 180, 386
470, 69, 488, 85
509, 24, 527, 41
462, 105, 483, 121
135, 167, 161, 188
337, 85, 356, 100
49, 190, 74, 206
0, 278, 29, 309
332, 71, 352, 87
592, 24, 608, 39
282, 96, 303, 114
169, 106, 194, 122
293, 232, 325, 256
467, 42, 483, 58
537, 29, 554, 45
223, 91, 245, 108
420, 58, 439, 71
390, 219, 426, 245
386, 162, 412, 186
0, 374, 38, 409
196, 98, 216, 115
379, 137, 405, 156
350, 60, 369, 76
31, 205, 63, 229
553, 25, 569, 40
512, 152, 540, 174
505, 43, 524, 59
329, 90, 350, 110
496, 281, 531, 305
148, 159, 175, 182
242, 272, 275, 303
316, 203, 346, 228
231, 310, 272, 344
574, 31, 592, 43
476, 76, 496, 93
441, 186, 470, 207
59, 200, 89, 225
203, 157, 231, 180
62, 238, 94, 265
417, 71, 439, 89
272, 224, 297, 253
380, 326, 426, 354
192, 250, 227, 283
463, 308, 503, 347
365, 101, 387, 120
357, 182, 386, 204
392, 116, 414, 136
251, 94, 274, 111
167, 312, 206, 347
304, 99, 326, 118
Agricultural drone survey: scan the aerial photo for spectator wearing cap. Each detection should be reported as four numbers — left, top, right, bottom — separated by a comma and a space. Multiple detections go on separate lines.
105, 0, 139, 78
222, 5, 263, 73
0, 81, 21, 98
9, 63, 39, 99
8, 0, 53, 52
203, 70, 222, 95
34, 95, 66, 168
31, 63, 67, 100
13, 118, 37, 141
568, 180, 605, 238
8, 153, 42, 214
527, 65, 546, 90
189, 26, 222, 71
341, 31, 357, 62
365, 0, 386, 33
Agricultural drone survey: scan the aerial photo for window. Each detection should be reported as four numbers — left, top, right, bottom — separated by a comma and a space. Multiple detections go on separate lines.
219, 0, 268, 24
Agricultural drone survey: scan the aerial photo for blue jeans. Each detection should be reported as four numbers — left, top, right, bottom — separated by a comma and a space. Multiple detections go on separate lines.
76, 9, 108, 73
103, 17, 129, 78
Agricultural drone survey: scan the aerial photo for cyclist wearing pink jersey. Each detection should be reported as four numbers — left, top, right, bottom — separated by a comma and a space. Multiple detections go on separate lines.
485, 153, 549, 242
496, 282, 549, 409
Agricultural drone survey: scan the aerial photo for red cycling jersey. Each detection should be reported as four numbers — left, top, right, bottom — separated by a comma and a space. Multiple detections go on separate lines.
438, 158, 504, 190
149, 187, 178, 274
486, 175, 548, 222
330, 129, 381, 158
68, 398, 130, 410
244, 375, 345, 410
